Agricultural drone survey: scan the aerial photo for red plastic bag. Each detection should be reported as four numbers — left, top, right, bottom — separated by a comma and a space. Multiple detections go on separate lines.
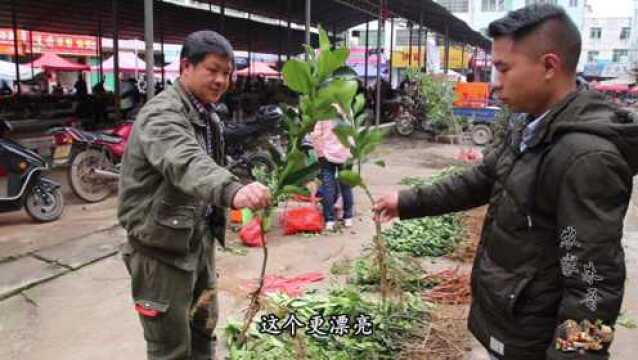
281, 206, 324, 235
239, 218, 264, 247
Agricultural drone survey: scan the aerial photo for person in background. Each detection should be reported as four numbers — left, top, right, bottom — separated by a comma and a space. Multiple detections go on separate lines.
311, 118, 354, 231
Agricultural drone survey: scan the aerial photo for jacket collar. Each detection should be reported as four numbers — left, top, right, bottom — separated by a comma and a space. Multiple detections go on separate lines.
520, 90, 582, 150
173, 78, 206, 128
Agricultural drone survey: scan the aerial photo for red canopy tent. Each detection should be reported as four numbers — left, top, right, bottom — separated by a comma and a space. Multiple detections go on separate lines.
30, 52, 89, 72
592, 83, 629, 93
236, 62, 280, 77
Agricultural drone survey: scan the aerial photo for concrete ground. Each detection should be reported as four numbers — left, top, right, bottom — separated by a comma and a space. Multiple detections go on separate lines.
0, 134, 636, 359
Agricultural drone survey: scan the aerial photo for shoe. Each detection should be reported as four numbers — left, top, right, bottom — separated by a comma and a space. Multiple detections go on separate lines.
344, 218, 354, 228
325, 221, 336, 232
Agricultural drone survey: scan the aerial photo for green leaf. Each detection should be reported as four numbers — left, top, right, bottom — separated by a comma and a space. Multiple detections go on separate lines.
315, 78, 358, 114
281, 185, 310, 197
318, 26, 330, 51
337, 170, 363, 188
280, 162, 320, 188
282, 59, 313, 95
374, 160, 386, 168
333, 122, 355, 149
332, 66, 358, 80
353, 93, 365, 116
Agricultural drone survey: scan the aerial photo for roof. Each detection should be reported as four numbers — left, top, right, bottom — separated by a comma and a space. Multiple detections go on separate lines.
30, 52, 90, 71
94, 52, 156, 72
193, 0, 490, 49
236, 62, 280, 77
0, 0, 317, 54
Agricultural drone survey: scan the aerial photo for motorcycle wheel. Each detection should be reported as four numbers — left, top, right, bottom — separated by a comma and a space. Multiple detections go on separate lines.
69, 149, 113, 203
248, 152, 276, 177
471, 124, 493, 146
395, 114, 416, 137
25, 184, 64, 222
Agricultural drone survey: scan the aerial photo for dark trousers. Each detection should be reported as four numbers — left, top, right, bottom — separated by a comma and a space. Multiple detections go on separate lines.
123, 243, 218, 360
318, 158, 354, 222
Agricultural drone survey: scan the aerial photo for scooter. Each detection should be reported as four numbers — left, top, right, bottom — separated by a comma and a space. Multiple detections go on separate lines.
50, 121, 131, 203
0, 120, 65, 222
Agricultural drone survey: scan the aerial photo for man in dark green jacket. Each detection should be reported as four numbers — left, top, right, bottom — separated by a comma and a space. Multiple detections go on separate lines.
118, 31, 271, 359
375, 5, 637, 359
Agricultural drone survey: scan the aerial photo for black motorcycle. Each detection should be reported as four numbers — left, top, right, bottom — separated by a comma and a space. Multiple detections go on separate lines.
0, 120, 64, 222
223, 105, 284, 182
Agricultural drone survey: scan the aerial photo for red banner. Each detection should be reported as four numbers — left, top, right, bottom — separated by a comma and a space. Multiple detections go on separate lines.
0, 28, 96, 56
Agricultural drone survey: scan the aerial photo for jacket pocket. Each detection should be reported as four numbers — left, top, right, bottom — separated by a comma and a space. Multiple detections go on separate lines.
477, 252, 534, 318
140, 200, 197, 254
134, 298, 170, 343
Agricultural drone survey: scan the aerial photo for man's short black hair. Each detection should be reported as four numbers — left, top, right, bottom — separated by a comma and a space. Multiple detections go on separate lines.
180, 30, 235, 68
488, 4, 581, 74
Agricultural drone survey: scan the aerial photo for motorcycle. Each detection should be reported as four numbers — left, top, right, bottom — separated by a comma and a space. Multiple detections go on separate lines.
51, 121, 131, 203
384, 95, 418, 137
223, 105, 284, 182
51, 104, 284, 202
0, 120, 65, 222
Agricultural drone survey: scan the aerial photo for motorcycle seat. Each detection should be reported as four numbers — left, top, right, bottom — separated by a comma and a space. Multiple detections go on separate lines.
96, 133, 123, 144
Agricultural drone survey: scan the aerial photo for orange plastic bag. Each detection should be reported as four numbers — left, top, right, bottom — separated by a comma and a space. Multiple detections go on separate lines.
281, 206, 324, 235
239, 218, 264, 247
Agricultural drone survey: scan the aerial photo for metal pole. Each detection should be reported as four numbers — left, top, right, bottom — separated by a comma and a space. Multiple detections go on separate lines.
417, 13, 422, 70
408, 23, 413, 68
375, 0, 383, 127
11, 0, 21, 95
389, 17, 394, 87
332, 24, 337, 48
444, 25, 450, 74
286, 0, 291, 60
113, 0, 120, 117
461, 43, 465, 73
423, 29, 428, 72
248, 13, 252, 78
98, 18, 103, 81
159, 0, 165, 86
278, 19, 283, 65
305, 0, 311, 60
364, 19, 369, 89
144, 0, 154, 98
221, 0, 226, 34
29, 30, 34, 79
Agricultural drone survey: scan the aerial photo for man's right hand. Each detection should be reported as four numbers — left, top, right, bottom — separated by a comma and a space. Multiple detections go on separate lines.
232, 182, 272, 210
373, 192, 400, 223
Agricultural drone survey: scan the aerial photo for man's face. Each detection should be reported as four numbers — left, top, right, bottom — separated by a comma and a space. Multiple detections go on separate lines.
181, 53, 232, 104
491, 37, 552, 115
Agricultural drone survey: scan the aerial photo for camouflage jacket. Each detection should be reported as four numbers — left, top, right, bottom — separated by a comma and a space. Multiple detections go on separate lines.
118, 80, 242, 270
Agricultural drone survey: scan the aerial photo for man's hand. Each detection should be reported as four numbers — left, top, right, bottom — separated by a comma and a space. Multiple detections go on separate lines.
373, 192, 400, 223
232, 182, 272, 210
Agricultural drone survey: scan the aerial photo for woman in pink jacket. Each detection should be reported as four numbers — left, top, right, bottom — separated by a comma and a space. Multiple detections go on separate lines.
311, 119, 354, 231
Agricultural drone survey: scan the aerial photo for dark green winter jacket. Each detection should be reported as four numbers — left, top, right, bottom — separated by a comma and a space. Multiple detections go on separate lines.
118, 80, 243, 270
399, 90, 638, 359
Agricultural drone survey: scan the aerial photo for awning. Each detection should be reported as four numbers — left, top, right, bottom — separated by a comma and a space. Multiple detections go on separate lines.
0, 0, 317, 55
30, 52, 90, 72
236, 62, 280, 77
592, 83, 629, 93
94, 52, 157, 73
193, 0, 490, 49
0, 59, 42, 80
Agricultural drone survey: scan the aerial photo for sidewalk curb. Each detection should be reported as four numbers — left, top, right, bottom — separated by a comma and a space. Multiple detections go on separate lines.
0, 225, 124, 301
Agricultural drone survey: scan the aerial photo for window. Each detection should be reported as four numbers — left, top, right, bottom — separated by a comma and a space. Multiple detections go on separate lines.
613, 49, 629, 63
481, 0, 505, 12
587, 51, 599, 63
590, 27, 602, 40
395, 29, 428, 47
525, 0, 558, 5
569, 0, 578, 6
438, 0, 469, 12
621, 27, 631, 40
